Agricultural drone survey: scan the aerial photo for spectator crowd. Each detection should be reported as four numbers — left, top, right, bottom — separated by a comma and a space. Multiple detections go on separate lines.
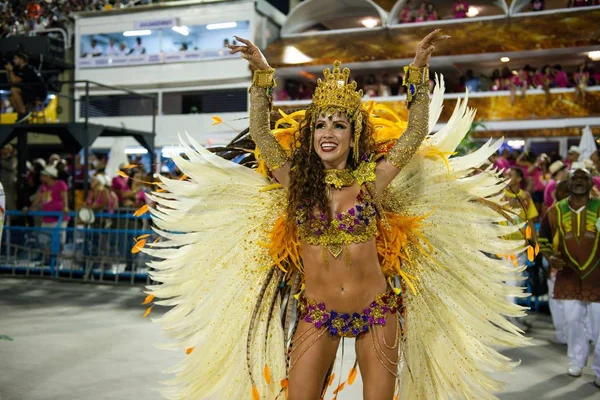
276, 62, 599, 102
0, 0, 152, 38
396, 0, 599, 21
489, 145, 600, 220
0, 145, 180, 231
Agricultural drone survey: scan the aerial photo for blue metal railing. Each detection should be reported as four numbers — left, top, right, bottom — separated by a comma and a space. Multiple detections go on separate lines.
1, 210, 154, 284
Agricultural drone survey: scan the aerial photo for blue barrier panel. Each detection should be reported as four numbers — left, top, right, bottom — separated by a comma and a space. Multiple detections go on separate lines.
1, 210, 154, 284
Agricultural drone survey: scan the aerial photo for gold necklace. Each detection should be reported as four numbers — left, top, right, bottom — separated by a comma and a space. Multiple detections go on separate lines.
324, 168, 355, 189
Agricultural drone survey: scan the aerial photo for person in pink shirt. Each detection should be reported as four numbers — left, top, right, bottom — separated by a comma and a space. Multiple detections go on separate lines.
509, 68, 529, 106
26, 165, 70, 246
453, 0, 469, 18
592, 150, 600, 177
426, 3, 438, 20
399, 1, 414, 23
415, 2, 427, 22
86, 174, 116, 213
27, 166, 69, 224
553, 65, 569, 88
111, 163, 130, 204
527, 153, 550, 213
490, 69, 502, 91
544, 160, 569, 209
489, 151, 511, 175
123, 169, 149, 208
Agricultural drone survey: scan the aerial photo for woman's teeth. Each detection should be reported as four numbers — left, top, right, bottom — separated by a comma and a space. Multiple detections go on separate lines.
321, 143, 337, 152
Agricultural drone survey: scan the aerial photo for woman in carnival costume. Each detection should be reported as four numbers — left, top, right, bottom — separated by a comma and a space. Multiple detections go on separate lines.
145, 30, 530, 399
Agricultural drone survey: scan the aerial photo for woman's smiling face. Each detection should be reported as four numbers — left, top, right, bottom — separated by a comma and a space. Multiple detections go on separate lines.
313, 112, 353, 169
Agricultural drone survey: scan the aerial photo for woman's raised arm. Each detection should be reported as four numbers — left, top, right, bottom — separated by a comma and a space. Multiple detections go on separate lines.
229, 36, 291, 186
375, 30, 449, 193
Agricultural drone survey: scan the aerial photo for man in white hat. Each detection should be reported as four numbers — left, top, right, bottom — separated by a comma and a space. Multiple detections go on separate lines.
544, 160, 569, 210
540, 162, 600, 387
566, 146, 581, 169
25, 165, 70, 246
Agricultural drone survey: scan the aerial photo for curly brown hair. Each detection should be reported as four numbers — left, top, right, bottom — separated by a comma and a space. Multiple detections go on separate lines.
286, 107, 376, 227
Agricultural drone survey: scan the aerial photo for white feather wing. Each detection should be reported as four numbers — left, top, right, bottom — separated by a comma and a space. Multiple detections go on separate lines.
388, 90, 529, 400
145, 135, 286, 399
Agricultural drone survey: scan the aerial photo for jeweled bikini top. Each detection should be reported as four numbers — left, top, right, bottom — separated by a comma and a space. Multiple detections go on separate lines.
295, 161, 379, 260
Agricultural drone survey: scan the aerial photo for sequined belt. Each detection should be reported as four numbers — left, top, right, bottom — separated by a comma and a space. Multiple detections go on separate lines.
297, 289, 403, 338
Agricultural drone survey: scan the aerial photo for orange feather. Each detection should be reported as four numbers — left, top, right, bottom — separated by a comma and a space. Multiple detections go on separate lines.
142, 306, 153, 318
333, 382, 345, 394
347, 366, 357, 385
527, 246, 534, 262
328, 373, 335, 386
120, 164, 138, 170
133, 204, 149, 217
251, 385, 260, 400
142, 294, 154, 305
131, 240, 146, 254
263, 364, 271, 384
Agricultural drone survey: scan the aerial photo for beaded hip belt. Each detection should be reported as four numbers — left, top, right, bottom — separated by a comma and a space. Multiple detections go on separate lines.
297, 289, 403, 338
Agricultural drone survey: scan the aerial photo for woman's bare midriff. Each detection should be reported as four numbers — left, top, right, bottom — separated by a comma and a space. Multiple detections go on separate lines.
301, 239, 387, 314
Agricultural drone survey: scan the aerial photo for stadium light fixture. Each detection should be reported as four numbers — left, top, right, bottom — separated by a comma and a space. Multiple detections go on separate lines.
206, 22, 237, 30
507, 140, 525, 149
172, 26, 190, 36
283, 46, 312, 64
466, 6, 480, 17
125, 147, 149, 155
589, 51, 600, 61
361, 18, 379, 28
500, 57, 510, 63
123, 30, 152, 37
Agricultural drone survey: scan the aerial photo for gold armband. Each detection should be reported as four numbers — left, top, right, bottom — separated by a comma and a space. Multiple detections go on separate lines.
385, 84, 429, 170
252, 68, 276, 88
403, 65, 429, 104
404, 65, 429, 85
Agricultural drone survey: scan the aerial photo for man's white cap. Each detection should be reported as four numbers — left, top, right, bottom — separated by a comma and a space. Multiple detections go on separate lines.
568, 146, 581, 154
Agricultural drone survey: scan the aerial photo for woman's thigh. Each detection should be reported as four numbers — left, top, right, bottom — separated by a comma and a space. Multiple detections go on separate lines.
288, 319, 340, 400
355, 313, 400, 400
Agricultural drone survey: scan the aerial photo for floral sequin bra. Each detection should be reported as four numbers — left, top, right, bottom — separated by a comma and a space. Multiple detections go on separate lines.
296, 186, 378, 259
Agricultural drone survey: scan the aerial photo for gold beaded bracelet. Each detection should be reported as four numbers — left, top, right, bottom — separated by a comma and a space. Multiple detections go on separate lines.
404, 65, 429, 85
252, 68, 276, 88
403, 65, 429, 104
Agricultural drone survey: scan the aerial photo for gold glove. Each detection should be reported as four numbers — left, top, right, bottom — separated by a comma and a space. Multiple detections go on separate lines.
385, 83, 429, 170
249, 69, 287, 170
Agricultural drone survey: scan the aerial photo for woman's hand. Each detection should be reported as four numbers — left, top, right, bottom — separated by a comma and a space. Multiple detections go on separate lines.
228, 36, 271, 71
412, 29, 450, 68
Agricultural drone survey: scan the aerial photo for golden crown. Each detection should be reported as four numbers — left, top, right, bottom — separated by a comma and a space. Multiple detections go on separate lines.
312, 61, 363, 118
